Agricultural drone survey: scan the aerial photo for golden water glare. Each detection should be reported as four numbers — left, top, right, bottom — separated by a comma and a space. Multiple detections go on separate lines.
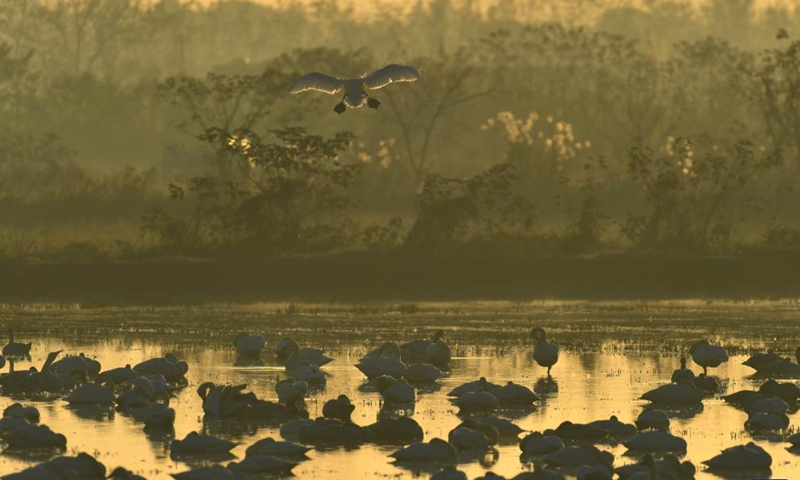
0, 302, 797, 479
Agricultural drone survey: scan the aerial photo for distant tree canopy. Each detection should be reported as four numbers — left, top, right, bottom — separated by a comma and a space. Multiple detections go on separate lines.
0, 0, 799, 259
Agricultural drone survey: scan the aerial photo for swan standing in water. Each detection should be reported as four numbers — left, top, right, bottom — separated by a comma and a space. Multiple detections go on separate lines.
3, 327, 31, 358
689, 339, 728, 375
671, 357, 695, 384
635, 409, 670, 430
289, 64, 420, 114
531, 327, 559, 376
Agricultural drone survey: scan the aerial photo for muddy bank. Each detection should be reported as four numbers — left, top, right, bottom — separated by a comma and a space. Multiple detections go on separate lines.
0, 251, 798, 305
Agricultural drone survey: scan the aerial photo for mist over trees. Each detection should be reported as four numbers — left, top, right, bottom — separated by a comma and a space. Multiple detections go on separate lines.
1, 0, 799, 262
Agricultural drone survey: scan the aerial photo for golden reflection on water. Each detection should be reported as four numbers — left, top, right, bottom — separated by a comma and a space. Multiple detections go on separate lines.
0, 303, 797, 479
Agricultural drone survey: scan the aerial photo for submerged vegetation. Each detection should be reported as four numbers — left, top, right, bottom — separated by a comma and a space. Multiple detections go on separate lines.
1, 0, 800, 272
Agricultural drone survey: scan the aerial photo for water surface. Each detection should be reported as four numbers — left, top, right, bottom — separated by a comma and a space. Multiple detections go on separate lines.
0, 300, 798, 479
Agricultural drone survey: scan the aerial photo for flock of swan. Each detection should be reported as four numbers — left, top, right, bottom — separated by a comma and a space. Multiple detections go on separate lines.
0, 326, 798, 479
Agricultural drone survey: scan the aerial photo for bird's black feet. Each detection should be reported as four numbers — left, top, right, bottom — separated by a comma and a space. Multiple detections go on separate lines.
334, 102, 346, 114
367, 98, 380, 109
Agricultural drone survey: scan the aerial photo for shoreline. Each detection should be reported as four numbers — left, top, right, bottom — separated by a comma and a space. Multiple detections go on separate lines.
1, 251, 799, 305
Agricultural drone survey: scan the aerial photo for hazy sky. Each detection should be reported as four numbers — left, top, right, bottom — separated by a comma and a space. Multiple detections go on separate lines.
189, 0, 796, 13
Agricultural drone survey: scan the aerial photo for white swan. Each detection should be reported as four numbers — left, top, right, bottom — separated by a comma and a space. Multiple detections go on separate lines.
99, 364, 139, 384
745, 411, 789, 430
635, 409, 670, 430
234, 333, 266, 357
453, 391, 498, 413
171, 431, 237, 455
426, 330, 452, 368
5, 453, 105, 480
322, 394, 355, 421
143, 391, 175, 429
275, 338, 333, 368
640, 383, 704, 404
275, 379, 309, 404
531, 327, 559, 376
227, 456, 297, 475
171, 465, 248, 479
245, 437, 311, 459
743, 351, 783, 372
492, 381, 539, 406
3, 327, 31, 358
3, 423, 67, 449
431, 466, 468, 480
389, 437, 457, 463
448, 425, 493, 452
703, 442, 772, 469
356, 343, 407, 379
689, 340, 728, 374
289, 64, 420, 114
519, 431, 565, 456
543, 445, 614, 467
376, 375, 416, 405
671, 357, 695, 384
134, 354, 188, 383
447, 377, 499, 397
477, 416, 523, 441
367, 416, 424, 443
108, 466, 148, 480
4, 403, 39, 423
576, 464, 612, 480
289, 361, 330, 385
404, 362, 443, 384
64, 379, 115, 405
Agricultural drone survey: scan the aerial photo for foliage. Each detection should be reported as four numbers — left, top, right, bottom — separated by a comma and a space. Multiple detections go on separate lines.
622, 138, 781, 252
142, 127, 359, 254
405, 163, 537, 249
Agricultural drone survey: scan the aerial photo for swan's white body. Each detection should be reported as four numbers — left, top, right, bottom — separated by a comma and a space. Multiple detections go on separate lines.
289, 64, 420, 113
689, 340, 728, 374
532, 327, 559, 375
703, 442, 772, 469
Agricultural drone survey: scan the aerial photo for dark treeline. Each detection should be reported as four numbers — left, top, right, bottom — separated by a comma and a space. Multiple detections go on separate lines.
1, 0, 800, 263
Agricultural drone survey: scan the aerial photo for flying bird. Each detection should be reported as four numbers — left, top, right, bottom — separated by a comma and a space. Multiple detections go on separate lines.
288, 64, 420, 114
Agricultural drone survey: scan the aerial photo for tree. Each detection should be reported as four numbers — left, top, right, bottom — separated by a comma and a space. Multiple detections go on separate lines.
36, 0, 145, 77
383, 48, 493, 183
144, 126, 359, 254
623, 138, 780, 252
157, 69, 289, 178
405, 163, 537, 249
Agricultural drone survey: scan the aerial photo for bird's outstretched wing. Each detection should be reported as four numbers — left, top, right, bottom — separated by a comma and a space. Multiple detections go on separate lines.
288, 72, 344, 95
364, 64, 420, 90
